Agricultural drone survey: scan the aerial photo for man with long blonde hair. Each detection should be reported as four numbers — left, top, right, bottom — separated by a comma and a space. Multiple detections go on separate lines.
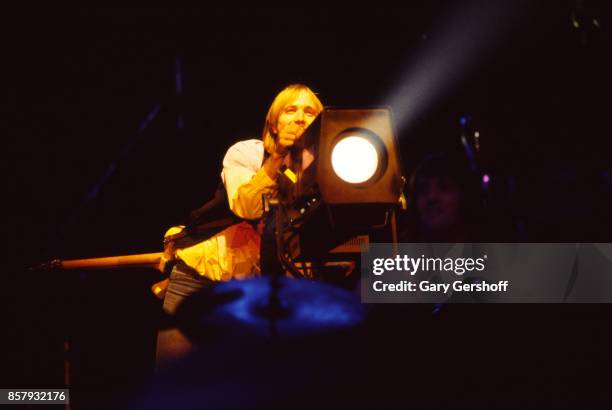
156, 84, 323, 365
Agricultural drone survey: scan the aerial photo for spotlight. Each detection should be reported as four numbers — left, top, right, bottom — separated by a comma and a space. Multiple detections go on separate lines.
285, 108, 404, 262
314, 108, 402, 206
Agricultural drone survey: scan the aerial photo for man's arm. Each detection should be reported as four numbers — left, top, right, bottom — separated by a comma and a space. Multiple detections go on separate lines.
262, 151, 285, 181
223, 130, 299, 220
223, 140, 278, 220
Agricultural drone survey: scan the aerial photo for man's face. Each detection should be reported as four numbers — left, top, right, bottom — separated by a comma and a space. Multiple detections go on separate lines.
275, 91, 319, 141
415, 176, 462, 231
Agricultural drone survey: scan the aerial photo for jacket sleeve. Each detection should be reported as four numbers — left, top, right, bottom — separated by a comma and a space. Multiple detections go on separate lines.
222, 140, 277, 220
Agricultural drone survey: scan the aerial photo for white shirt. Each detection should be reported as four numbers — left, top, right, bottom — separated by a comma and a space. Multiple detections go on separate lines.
175, 139, 276, 281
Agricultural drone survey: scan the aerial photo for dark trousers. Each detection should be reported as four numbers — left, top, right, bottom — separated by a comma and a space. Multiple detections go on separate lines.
260, 209, 283, 276
155, 262, 214, 368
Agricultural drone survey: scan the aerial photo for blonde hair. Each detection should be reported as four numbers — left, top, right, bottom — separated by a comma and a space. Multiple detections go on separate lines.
262, 84, 323, 154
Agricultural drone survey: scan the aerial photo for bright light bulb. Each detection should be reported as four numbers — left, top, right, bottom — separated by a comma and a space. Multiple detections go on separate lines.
331, 136, 379, 183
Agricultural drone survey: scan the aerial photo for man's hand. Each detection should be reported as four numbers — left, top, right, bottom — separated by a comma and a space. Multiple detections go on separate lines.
151, 278, 170, 300
275, 123, 305, 156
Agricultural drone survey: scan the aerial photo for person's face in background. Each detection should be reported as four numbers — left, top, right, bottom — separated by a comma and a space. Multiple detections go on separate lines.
415, 176, 463, 232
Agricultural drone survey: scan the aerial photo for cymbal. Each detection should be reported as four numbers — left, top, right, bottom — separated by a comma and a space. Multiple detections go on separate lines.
174, 276, 365, 342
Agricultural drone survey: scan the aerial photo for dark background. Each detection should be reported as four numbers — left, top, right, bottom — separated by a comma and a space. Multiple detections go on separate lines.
3, 2, 612, 408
